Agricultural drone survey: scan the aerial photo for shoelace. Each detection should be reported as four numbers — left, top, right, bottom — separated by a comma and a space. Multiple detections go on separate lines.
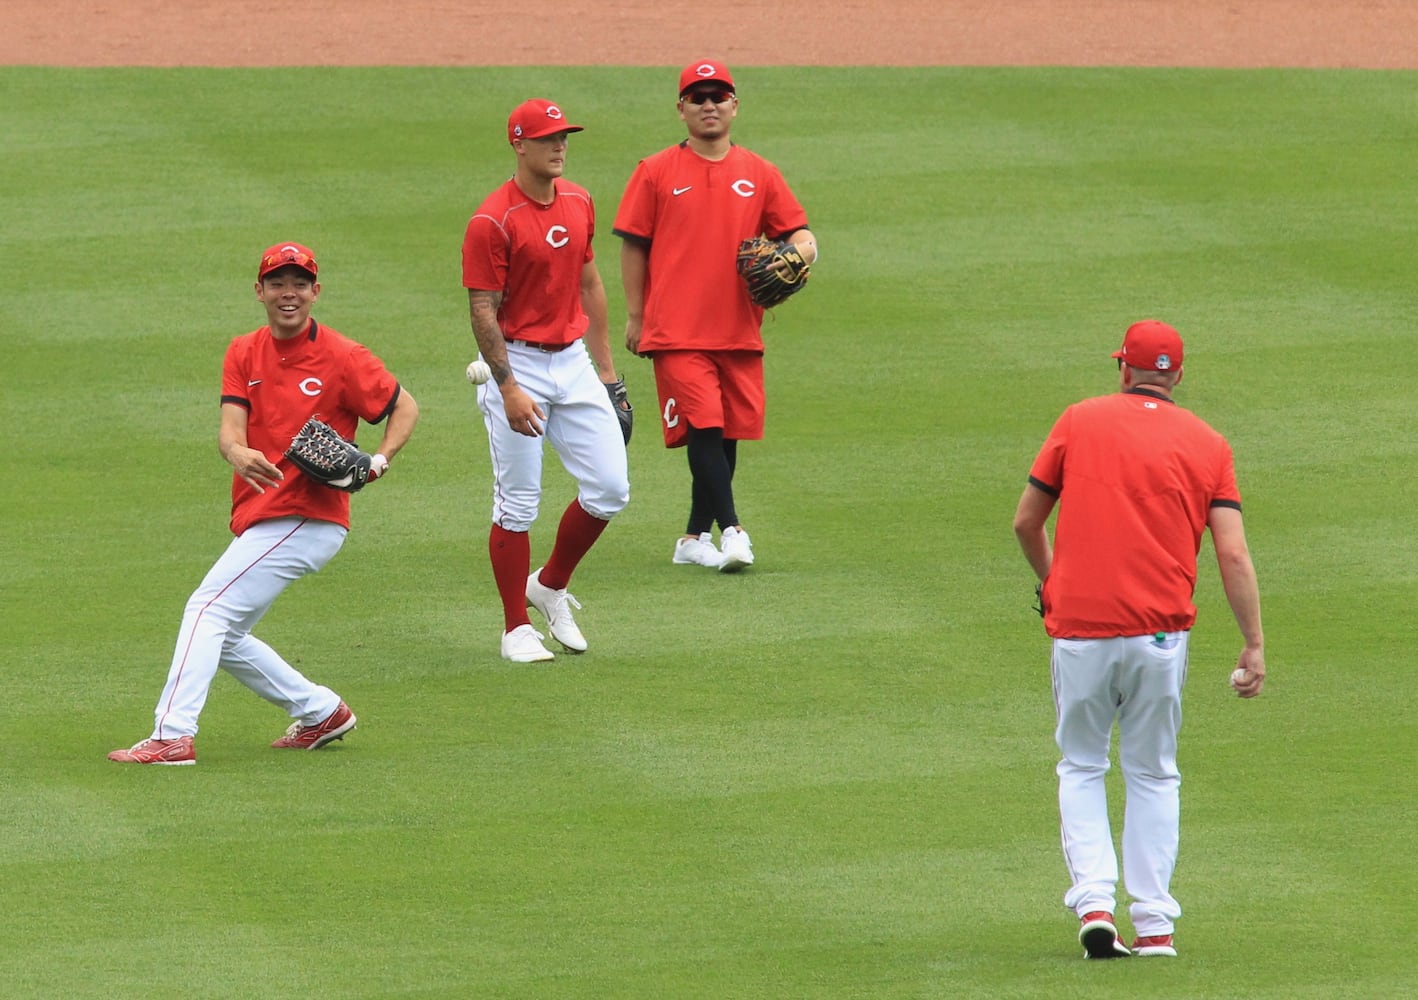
135, 738, 179, 751
548, 591, 582, 623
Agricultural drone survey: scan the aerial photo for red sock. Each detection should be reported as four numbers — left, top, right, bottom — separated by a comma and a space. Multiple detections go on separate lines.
489, 524, 531, 632
539, 500, 609, 590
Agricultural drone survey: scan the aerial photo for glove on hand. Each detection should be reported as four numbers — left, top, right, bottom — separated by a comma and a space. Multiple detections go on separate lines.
606, 379, 633, 445
736, 235, 811, 308
285, 416, 375, 493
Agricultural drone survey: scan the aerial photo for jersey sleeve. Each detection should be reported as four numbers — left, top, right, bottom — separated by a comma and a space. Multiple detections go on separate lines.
462, 213, 510, 291
612, 161, 657, 241
344, 343, 401, 425
1210, 438, 1242, 508
584, 195, 597, 264
220, 335, 252, 408
761, 162, 809, 238
1027, 408, 1071, 494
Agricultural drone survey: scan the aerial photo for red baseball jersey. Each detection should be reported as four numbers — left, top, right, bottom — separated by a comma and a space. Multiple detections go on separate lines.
461, 178, 596, 346
221, 319, 401, 536
1028, 388, 1241, 638
612, 142, 808, 353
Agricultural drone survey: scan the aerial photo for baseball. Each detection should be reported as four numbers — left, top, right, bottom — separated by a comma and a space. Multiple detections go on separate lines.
1230, 668, 1249, 689
466, 359, 492, 385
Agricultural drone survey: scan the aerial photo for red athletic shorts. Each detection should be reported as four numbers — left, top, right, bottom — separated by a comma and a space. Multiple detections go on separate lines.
651, 350, 765, 448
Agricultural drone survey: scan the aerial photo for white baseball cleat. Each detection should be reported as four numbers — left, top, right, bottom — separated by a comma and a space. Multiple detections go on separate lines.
525, 569, 587, 653
672, 532, 724, 568
718, 526, 754, 573
501, 624, 555, 662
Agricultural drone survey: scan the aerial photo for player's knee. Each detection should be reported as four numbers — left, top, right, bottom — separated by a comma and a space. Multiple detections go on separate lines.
581, 485, 629, 520
493, 497, 540, 531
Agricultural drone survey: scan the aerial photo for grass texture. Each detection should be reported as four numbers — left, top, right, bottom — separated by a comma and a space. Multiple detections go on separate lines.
2, 65, 1415, 998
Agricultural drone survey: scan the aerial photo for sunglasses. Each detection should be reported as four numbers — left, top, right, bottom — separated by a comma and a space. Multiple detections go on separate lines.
261, 249, 317, 274
681, 89, 734, 106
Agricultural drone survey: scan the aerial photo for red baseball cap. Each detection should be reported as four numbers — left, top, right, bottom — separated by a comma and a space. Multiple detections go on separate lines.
679, 59, 735, 96
1112, 319, 1184, 372
507, 99, 584, 144
258, 242, 318, 280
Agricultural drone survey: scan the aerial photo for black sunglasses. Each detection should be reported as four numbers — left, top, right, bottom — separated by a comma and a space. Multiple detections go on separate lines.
682, 89, 734, 106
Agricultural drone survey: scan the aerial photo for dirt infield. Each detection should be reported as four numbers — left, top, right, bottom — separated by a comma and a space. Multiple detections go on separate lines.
4, 0, 1416, 68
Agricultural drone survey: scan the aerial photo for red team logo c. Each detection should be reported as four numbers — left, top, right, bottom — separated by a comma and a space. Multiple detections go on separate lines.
299, 377, 323, 397
545, 225, 570, 249
731, 179, 755, 198
663, 397, 679, 429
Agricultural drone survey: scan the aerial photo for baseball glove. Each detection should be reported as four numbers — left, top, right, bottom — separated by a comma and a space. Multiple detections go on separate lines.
736, 235, 811, 308
606, 379, 633, 445
285, 416, 374, 493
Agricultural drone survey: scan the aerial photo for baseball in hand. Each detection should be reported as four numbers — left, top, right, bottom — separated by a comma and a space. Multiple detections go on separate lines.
466, 359, 492, 385
1230, 668, 1249, 689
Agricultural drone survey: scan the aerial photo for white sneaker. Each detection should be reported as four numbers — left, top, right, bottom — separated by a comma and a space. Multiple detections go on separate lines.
718, 526, 754, 573
501, 624, 554, 662
672, 532, 724, 568
525, 569, 587, 653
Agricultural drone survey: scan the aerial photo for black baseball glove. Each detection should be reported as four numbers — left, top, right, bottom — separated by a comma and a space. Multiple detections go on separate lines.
285, 416, 374, 493
736, 235, 811, 308
606, 379, 633, 445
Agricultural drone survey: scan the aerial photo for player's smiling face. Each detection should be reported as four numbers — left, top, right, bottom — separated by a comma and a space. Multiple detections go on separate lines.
679, 87, 737, 139
256, 266, 319, 339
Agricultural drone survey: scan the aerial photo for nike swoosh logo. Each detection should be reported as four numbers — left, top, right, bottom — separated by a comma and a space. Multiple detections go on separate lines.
672, 186, 692, 196
248, 380, 262, 387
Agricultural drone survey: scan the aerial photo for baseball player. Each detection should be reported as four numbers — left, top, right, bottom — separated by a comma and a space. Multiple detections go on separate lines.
109, 242, 420, 765
613, 59, 817, 573
462, 98, 630, 663
1013, 320, 1266, 958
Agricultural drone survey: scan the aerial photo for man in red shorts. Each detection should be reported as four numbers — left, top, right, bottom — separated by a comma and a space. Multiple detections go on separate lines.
1013, 319, 1266, 959
614, 59, 817, 573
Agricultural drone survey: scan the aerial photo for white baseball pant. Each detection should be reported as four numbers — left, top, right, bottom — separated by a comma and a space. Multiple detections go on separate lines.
479, 339, 629, 531
1052, 631, 1188, 936
152, 517, 347, 740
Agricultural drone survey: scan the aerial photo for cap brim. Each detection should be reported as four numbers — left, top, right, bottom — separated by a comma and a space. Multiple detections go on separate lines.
680, 83, 732, 96
522, 124, 585, 140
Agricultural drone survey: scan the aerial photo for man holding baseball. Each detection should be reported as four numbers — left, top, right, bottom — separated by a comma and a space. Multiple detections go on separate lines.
613, 59, 817, 572
1013, 319, 1265, 958
109, 242, 420, 764
462, 98, 630, 663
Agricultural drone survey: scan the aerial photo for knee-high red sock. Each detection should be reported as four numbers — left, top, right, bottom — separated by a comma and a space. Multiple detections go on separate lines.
539, 500, 609, 590
489, 524, 532, 632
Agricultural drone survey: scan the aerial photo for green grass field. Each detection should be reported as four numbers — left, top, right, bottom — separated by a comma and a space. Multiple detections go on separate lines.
3, 65, 1415, 998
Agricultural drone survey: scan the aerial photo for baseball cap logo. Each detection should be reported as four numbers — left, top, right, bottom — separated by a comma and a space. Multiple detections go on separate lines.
694, 64, 716, 79
544, 105, 564, 120
1155, 354, 1173, 370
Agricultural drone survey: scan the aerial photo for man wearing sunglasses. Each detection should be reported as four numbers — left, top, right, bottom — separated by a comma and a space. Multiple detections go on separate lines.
614, 59, 818, 573
462, 99, 631, 663
109, 242, 420, 764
